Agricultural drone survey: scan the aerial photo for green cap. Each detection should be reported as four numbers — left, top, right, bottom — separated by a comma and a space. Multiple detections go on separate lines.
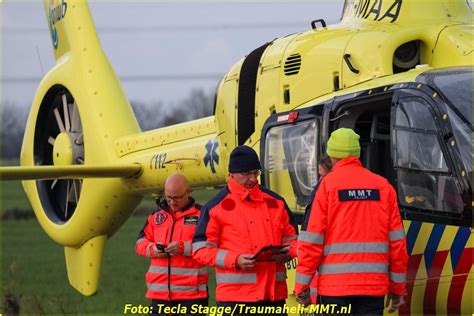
326, 128, 361, 158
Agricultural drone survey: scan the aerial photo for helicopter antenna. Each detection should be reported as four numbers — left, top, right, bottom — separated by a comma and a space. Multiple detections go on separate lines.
35, 45, 45, 76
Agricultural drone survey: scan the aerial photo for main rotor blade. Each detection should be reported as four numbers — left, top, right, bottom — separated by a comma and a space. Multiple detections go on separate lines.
0, 164, 142, 181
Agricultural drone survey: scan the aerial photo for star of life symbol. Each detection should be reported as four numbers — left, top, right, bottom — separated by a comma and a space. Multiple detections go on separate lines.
204, 138, 219, 174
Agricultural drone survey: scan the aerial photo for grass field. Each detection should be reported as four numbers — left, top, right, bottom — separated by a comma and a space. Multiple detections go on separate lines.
1, 179, 218, 315
0, 181, 33, 211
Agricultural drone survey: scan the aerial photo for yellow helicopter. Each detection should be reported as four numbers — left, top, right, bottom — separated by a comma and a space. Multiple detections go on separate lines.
1, 0, 472, 314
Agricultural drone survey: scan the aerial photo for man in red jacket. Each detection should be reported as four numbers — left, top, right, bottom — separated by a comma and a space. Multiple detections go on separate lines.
136, 174, 208, 316
295, 128, 408, 315
193, 145, 298, 315
301, 155, 333, 304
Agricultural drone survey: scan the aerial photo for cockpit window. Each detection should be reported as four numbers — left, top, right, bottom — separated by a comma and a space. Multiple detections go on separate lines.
393, 96, 463, 214
433, 71, 471, 125
447, 105, 472, 175
417, 68, 473, 177
263, 120, 318, 211
395, 98, 437, 130
432, 70, 473, 176
394, 98, 448, 172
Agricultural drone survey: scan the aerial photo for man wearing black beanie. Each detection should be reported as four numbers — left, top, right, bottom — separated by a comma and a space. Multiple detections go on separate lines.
193, 145, 298, 315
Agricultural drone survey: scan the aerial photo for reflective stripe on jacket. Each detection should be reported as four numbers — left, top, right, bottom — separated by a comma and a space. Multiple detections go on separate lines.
295, 157, 408, 297
192, 177, 298, 302
135, 199, 208, 300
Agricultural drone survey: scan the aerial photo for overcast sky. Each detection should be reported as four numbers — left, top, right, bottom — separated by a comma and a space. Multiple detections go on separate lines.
2, 1, 344, 108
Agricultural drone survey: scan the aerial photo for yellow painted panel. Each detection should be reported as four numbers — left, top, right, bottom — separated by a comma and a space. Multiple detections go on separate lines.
64, 235, 106, 296
436, 276, 453, 314
255, 35, 295, 131
403, 219, 412, 232
431, 25, 474, 67
437, 225, 457, 252
121, 134, 227, 195
279, 28, 353, 112
115, 116, 216, 157
411, 279, 427, 315
216, 74, 239, 154
461, 272, 474, 314
412, 222, 434, 255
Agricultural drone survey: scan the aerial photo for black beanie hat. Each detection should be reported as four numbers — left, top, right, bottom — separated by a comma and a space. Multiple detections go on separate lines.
228, 145, 261, 173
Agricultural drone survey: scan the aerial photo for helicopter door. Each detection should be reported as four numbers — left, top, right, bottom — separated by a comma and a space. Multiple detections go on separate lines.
391, 92, 464, 220
262, 117, 319, 213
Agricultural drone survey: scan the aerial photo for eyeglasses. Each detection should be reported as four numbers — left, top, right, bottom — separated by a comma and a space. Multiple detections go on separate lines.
165, 192, 188, 202
240, 170, 261, 177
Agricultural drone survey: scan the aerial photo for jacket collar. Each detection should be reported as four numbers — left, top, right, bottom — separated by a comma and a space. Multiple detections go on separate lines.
227, 176, 263, 201
332, 156, 362, 170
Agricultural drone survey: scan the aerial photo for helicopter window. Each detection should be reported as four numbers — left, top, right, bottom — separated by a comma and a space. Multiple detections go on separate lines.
394, 130, 448, 172
446, 105, 472, 178
397, 171, 464, 214
432, 69, 473, 178
393, 97, 463, 214
394, 98, 447, 172
263, 120, 318, 211
395, 98, 437, 130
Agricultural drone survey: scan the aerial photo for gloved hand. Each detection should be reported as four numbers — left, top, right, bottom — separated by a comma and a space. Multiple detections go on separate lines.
296, 289, 311, 307
385, 293, 405, 313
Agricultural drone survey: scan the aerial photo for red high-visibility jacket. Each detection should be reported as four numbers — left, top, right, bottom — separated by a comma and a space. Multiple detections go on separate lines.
295, 157, 408, 297
136, 198, 208, 300
301, 182, 321, 304
192, 177, 299, 302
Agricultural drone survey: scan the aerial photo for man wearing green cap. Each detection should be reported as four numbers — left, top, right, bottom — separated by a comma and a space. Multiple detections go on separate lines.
294, 128, 408, 315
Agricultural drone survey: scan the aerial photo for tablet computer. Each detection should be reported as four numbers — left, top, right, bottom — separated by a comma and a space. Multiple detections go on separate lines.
251, 245, 287, 261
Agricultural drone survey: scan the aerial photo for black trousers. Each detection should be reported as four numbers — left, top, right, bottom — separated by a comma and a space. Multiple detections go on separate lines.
317, 295, 384, 316
217, 300, 287, 316
150, 298, 208, 316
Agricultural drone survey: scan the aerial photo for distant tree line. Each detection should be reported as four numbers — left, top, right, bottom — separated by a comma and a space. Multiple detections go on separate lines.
1, 88, 215, 159
1, 101, 29, 159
